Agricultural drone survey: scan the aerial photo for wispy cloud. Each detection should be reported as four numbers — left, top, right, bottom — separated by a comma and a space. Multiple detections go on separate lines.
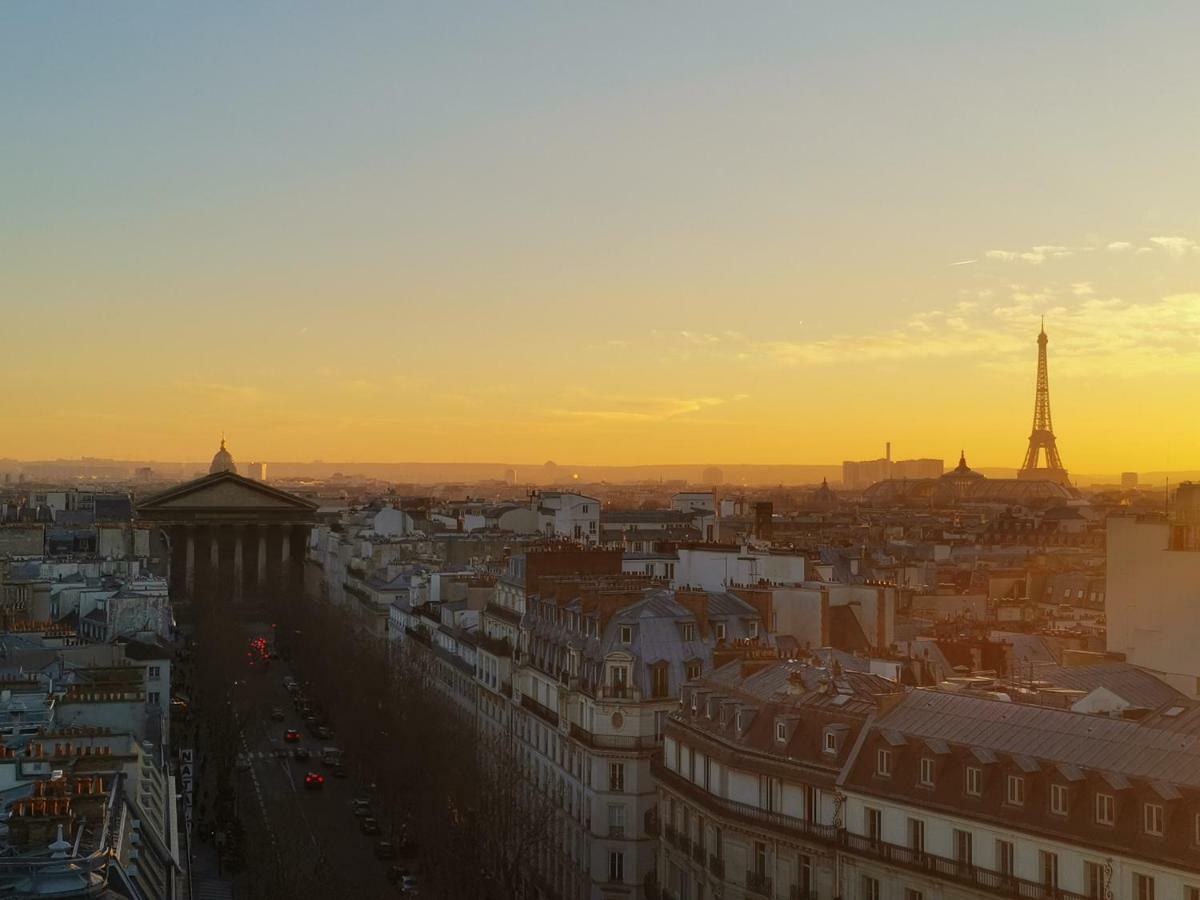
1106, 241, 1131, 251
985, 245, 1074, 264
1149, 235, 1200, 258
948, 259, 976, 267
545, 394, 748, 424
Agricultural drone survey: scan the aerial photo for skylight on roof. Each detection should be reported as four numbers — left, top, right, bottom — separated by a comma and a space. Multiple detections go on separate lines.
1165, 706, 1185, 717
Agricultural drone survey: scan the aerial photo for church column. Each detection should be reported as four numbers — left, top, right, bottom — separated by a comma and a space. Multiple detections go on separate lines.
233, 525, 245, 602
280, 523, 292, 567
185, 525, 196, 599
257, 525, 268, 587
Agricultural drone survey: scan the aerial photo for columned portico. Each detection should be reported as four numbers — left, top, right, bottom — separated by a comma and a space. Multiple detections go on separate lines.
137, 467, 318, 611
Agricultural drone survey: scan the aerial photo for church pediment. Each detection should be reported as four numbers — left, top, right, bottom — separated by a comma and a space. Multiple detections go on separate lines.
138, 472, 318, 514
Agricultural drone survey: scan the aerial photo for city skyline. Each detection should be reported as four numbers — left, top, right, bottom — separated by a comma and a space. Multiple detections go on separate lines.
5, 3, 1200, 470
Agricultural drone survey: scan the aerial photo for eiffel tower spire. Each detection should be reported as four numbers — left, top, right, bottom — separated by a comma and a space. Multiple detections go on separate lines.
1018, 321, 1069, 483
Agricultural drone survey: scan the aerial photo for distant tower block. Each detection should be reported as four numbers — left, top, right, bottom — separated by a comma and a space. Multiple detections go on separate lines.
504, 468, 516, 486
1017, 321, 1070, 484
702, 466, 724, 486
1121, 472, 1138, 490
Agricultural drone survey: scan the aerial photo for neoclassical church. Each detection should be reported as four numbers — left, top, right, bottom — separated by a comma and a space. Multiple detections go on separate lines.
136, 440, 317, 607
861, 451, 1079, 507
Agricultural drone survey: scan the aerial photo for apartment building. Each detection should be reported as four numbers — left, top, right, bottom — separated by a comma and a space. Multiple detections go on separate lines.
655, 656, 902, 900
513, 580, 769, 900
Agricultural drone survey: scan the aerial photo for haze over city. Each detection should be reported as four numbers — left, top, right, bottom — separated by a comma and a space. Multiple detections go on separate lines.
4, 3, 1200, 472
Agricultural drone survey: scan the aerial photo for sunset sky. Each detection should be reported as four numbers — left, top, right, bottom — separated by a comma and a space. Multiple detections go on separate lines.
4, 3, 1200, 472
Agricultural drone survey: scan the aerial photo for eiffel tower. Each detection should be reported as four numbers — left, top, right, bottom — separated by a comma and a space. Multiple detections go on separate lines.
1017, 320, 1070, 484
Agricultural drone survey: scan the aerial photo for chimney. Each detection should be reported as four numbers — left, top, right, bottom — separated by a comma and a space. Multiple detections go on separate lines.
820, 587, 831, 647
876, 586, 888, 651
886, 441, 891, 462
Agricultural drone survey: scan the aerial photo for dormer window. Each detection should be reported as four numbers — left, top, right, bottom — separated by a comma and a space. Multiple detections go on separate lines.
1007, 775, 1025, 806
876, 749, 892, 777
714, 622, 727, 641
1144, 803, 1164, 837
748, 621, 759, 639
919, 758, 935, 787
776, 722, 787, 743
823, 730, 838, 754
620, 625, 632, 644
735, 711, 744, 732
966, 766, 982, 797
681, 622, 696, 642
1050, 783, 1068, 815
1096, 792, 1115, 826
685, 661, 701, 681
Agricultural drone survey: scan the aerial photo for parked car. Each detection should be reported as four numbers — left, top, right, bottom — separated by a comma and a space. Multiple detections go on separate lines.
292, 747, 311, 761
304, 771, 325, 790
374, 841, 398, 860
400, 876, 419, 894
359, 817, 381, 835
315, 725, 333, 740
270, 707, 285, 721
283, 729, 301, 743
352, 802, 372, 818
332, 763, 348, 778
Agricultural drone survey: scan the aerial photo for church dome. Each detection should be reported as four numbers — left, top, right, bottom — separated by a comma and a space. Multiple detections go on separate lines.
943, 450, 984, 481
209, 437, 237, 475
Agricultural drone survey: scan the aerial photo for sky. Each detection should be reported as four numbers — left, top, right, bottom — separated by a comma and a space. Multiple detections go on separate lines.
3, 2, 1200, 473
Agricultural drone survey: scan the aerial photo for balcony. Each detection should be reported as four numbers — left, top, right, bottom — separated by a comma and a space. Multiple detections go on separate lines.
652, 759, 837, 844
690, 843, 706, 866
745, 870, 772, 897
790, 888, 818, 900
567, 722, 659, 750
598, 683, 637, 701
653, 759, 1094, 900
476, 631, 512, 658
708, 854, 725, 879
518, 692, 559, 727
664, 824, 680, 847
839, 833, 1094, 900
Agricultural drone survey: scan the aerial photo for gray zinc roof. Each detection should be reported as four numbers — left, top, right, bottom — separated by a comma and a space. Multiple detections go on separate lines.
878, 689, 1200, 788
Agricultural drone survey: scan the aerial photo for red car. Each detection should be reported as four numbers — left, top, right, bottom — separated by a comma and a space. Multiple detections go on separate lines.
284, 729, 301, 743
304, 771, 325, 790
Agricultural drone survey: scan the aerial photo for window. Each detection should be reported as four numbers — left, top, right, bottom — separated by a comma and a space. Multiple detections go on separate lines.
996, 839, 1014, 877
686, 661, 701, 681
905, 891, 923, 900
876, 749, 892, 777
748, 621, 759, 639
865, 807, 882, 845
714, 622, 726, 641
1134, 873, 1155, 900
953, 830, 973, 867
607, 804, 625, 838
650, 664, 669, 699
804, 784, 818, 823
1095, 792, 1115, 825
147, 666, 161, 679
1144, 802, 1164, 836
619, 625, 632, 644
1050, 783, 1069, 815
907, 818, 925, 855
148, 691, 160, 705
965, 766, 982, 797
919, 757, 935, 787
776, 721, 787, 743
861, 876, 880, 900
681, 622, 696, 641
1006, 775, 1025, 806
1185, 888, 1199, 900
609, 763, 625, 793
823, 730, 838, 754
753, 841, 767, 877
608, 851, 624, 883
1085, 862, 1104, 899
1040, 851, 1059, 892
797, 854, 812, 891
